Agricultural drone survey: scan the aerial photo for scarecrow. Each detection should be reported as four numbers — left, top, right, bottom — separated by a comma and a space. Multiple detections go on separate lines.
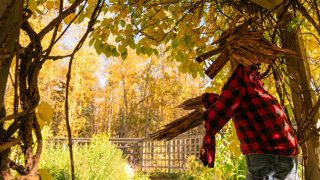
151, 16, 299, 179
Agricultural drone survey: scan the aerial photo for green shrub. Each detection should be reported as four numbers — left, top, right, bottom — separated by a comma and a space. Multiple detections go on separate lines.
40, 134, 133, 180
180, 155, 216, 180
214, 133, 246, 180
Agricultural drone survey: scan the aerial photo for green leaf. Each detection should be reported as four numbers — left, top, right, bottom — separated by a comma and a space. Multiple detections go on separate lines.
175, 51, 185, 62
153, 49, 159, 56
285, 104, 294, 118
105, 46, 113, 57
199, 70, 205, 78
120, 20, 126, 27
141, 46, 147, 54
115, 35, 123, 42
185, 35, 193, 48
36, 8, 44, 15
77, 11, 86, 24
196, 47, 204, 55
136, 47, 141, 55
94, 41, 102, 55
287, 18, 302, 32
118, 45, 127, 54
112, 48, 120, 56
192, 71, 197, 78
178, 63, 187, 73
128, 6, 133, 13
101, 18, 111, 27
146, 48, 153, 56
172, 39, 179, 49
38, 169, 53, 180
165, 33, 173, 44
89, 38, 95, 47
121, 51, 128, 60
129, 40, 136, 49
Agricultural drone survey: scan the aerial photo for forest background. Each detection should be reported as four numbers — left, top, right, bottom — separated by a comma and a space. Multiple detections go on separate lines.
1, 0, 320, 179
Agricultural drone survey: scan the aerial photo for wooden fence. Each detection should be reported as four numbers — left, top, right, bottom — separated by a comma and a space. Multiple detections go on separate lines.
51, 134, 203, 173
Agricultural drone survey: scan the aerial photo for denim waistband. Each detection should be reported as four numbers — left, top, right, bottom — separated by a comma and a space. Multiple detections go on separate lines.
245, 154, 297, 166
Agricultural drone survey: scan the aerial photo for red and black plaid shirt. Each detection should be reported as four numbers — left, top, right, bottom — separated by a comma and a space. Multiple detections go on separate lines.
200, 64, 299, 168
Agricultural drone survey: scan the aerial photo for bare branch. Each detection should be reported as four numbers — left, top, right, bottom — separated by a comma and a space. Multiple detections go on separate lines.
47, 54, 73, 60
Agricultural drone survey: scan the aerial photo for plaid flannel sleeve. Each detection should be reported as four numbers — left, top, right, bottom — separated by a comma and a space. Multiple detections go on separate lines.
200, 93, 219, 167
202, 93, 220, 109
200, 66, 246, 168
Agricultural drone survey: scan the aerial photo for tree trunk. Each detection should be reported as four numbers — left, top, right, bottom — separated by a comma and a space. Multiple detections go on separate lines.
107, 92, 113, 133
144, 98, 150, 138
121, 75, 128, 137
0, 0, 23, 178
280, 13, 320, 179
137, 99, 144, 137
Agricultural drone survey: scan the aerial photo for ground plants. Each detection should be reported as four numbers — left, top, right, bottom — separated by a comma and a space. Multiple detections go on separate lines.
40, 134, 133, 180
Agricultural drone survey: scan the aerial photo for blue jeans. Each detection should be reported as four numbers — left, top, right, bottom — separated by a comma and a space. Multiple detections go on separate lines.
246, 154, 298, 180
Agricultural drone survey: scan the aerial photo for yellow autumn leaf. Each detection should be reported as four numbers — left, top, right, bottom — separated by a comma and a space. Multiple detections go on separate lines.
46, 1, 55, 10
88, 0, 96, 5
29, 1, 38, 10
37, 102, 54, 123
36, 102, 54, 129
36, 114, 45, 130
38, 168, 53, 180
229, 141, 241, 158
228, 123, 241, 157
54, 1, 60, 9
58, 23, 63, 32
64, 13, 76, 25
234, 148, 242, 157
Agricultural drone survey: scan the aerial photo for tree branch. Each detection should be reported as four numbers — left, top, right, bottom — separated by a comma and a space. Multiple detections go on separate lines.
8, 158, 27, 175
47, 54, 73, 60
0, 110, 31, 124
0, 136, 22, 153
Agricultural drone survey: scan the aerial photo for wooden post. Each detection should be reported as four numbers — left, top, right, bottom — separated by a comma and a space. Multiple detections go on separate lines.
279, 13, 320, 180
142, 141, 145, 171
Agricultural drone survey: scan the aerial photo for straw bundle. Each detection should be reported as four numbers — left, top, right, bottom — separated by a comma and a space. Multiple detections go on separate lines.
196, 18, 296, 79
